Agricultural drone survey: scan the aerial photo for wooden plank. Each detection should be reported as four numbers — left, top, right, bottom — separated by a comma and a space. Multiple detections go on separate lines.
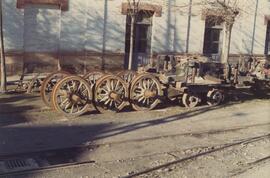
17, 0, 68, 11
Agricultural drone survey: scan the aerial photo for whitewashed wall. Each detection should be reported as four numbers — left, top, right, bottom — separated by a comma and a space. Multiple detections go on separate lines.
2, 0, 270, 56
24, 5, 60, 52
3, 0, 24, 51
229, 0, 268, 55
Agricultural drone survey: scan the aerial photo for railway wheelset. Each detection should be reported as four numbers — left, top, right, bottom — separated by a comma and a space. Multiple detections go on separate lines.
40, 56, 270, 117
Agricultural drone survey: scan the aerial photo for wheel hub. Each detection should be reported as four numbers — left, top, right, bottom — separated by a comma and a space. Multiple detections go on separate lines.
213, 93, 222, 100
144, 90, 156, 98
109, 91, 120, 101
71, 94, 81, 103
189, 96, 198, 103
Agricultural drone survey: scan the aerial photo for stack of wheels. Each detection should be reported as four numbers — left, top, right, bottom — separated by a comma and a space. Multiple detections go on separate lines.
40, 71, 70, 107
46, 70, 225, 116
51, 71, 131, 116
181, 88, 225, 108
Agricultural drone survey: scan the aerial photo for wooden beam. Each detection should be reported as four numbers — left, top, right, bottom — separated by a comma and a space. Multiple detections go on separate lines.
17, 0, 68, 11
121, 2, 162, 17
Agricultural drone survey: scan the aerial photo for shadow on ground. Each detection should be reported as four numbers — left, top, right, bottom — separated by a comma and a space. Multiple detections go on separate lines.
1, 91, 269, 154
0, 94, 41, 126
0, 90, 269, 177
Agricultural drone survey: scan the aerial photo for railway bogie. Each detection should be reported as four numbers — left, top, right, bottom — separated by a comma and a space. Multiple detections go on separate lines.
51, 75, 93, 116
39, 55, 270, 116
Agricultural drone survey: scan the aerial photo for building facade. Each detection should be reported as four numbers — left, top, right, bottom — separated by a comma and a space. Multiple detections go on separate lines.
3, 0, 270, 74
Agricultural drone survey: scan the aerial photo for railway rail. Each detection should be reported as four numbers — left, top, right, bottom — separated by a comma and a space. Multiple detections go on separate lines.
122, 133, 270, 178
0, 123, 269, 177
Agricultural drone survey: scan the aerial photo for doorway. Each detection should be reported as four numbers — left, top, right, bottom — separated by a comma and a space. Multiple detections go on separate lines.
125, 11, 153, 70
203, 16, 223, 61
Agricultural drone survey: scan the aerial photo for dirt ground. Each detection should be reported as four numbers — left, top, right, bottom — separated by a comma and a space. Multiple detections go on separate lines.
0, 91, 269, 178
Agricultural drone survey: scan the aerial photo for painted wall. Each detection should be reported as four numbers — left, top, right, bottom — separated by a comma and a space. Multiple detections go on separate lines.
2, 0, 270, 55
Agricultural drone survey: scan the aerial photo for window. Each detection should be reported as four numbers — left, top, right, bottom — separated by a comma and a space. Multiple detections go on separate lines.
265, 21, 270, 55
203, 16, 223, 55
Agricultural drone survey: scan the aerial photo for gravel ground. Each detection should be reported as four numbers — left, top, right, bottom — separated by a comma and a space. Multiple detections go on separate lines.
0, 92, 269, 178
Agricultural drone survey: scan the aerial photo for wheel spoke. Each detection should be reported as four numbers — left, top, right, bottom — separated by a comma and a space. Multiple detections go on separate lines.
150, 81, 155, 90
104, 98, 111, 105
147, 79, 150, 89
115, 80, 120, 90
100, 96, 109, 102
110, 80, 114, 91
60, 98, 69, 107
76, 104, 79, 112
77, 82, 83, 91
67, 84, 71, 92
105, 80, 111, 91
138, 96, 145, 102
70, 104, 75, 113
64, 101, 72, 110
147, 98, 150, 105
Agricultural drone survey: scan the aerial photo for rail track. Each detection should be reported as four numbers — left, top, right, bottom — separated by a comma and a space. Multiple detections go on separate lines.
0, 122, 269, 177
122, 133, 270, 178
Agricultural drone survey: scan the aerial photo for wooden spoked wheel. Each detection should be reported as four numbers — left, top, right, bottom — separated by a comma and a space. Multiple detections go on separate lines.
207, 89, 224, 106
40, 71, 70, 107
129, 74, 162, 111
83, 71, 104, 89
94, 75, 129, 113
51, 76, 92, 116
117, 70, 137, 84
182, 92, 201, 108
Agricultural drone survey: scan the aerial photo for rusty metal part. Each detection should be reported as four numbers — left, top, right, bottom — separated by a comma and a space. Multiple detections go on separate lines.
206, 89, 225, 106
129, 73, 162, 111
40, 71, 70, 107
203, 75, 223, 84
83, 71, 104, 89
26, 73, 42, 94
182, 92, 201, 108
51, 76, 92, 116
94, 75, 129, 113
117, 70, 137, 84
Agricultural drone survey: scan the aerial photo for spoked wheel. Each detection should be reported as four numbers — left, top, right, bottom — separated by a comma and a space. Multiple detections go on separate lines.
94, 75, 129, 113
130, 73, 162, 111
83, 71, 104, 89
51, 76, 92, 116
182, 92, 201, 108
207, 89, 225, 106
40, 71, 70, 107
117, 70, 137, 84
